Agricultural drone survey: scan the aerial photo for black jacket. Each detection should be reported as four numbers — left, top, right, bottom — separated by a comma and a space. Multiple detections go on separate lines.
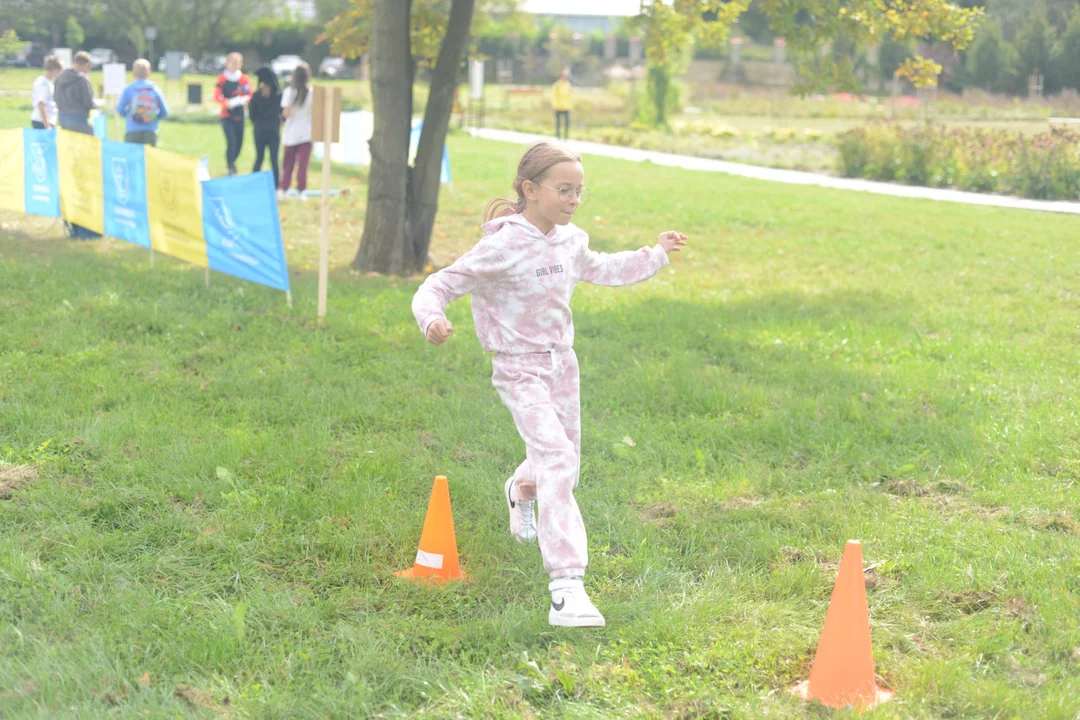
249, 67, 282, 134
249, 88, 282, 134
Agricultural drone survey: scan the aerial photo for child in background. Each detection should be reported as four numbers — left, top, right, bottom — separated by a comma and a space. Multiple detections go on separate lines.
214, 53, 252, 175
279, 62, 313, 198
250, 66, 282, 191
117, 59, 169, 146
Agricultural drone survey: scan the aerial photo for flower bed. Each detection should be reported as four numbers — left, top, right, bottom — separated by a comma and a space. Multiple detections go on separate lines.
836, 124, 1080, 200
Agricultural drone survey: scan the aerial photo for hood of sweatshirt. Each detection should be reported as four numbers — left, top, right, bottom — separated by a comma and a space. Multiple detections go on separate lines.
54, 68, 85, 94
480, 213, 576, 244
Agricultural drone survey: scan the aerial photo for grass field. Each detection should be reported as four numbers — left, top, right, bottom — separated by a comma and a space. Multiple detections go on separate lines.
2, 120, 1080, 716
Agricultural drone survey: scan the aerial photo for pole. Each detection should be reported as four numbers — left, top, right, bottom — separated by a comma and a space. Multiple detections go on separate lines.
317, 86, 332, 321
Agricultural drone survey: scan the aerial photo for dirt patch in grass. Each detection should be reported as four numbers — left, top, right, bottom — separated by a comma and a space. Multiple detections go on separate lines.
0, 680, 38, 702
875, 478, 1015, 523
942, 589, 1000, 615
1006, 657, 1048, 688
174, 684, 231, 715
718, 496, 766, 509
774, 546, 893, 590
1031, 513, 1080, 535
879, 476, 931, 497
0, 464, 38, 499
634, 500, 679, 527
1004, 597, 1036, 628
166, 492, 204, 515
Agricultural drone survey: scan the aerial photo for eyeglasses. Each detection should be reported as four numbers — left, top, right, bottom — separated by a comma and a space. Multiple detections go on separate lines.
535, 182, 590, 204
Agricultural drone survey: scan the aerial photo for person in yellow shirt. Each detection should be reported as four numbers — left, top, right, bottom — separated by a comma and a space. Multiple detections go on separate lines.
552, 69, 572, 139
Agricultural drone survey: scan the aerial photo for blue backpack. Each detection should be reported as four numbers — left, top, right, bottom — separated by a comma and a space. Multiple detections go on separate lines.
130, 87, 161, 124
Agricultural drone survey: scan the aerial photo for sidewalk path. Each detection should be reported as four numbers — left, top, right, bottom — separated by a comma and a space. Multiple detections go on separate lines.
470, 128, 1080, 217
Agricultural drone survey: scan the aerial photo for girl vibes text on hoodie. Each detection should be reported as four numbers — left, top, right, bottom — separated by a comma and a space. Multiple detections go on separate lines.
411, 214, 670, 355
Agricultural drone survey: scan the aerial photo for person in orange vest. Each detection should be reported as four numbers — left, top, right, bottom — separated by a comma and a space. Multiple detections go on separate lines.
552, 68, 572, 140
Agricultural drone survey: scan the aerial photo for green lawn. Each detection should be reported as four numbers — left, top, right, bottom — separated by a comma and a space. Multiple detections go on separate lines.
2, 133, 1080, 718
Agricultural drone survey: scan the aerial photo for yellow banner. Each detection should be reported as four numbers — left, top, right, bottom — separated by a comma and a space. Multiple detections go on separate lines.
57, 129, 105, 233
145, 146, 207, 268
0, 129, 26, 215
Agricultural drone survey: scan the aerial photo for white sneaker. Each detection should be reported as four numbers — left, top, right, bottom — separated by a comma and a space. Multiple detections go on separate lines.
548, 578, 606, 627
504, 476, 537, 543
276, 189, 285, 201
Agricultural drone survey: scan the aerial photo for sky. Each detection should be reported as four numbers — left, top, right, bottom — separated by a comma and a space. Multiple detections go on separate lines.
519, 0, 643, 16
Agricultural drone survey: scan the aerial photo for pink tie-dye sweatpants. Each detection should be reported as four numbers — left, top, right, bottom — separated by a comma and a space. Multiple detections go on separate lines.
491, 348, 586, 579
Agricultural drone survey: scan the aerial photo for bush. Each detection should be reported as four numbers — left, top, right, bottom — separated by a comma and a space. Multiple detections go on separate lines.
835, 123, 1080, 200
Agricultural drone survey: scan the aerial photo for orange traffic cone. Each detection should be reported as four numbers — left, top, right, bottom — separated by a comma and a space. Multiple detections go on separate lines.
791, 540, 893, 710
395, 475, 466, 582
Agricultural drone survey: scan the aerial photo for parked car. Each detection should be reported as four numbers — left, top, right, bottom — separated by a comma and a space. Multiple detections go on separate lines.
89, 48, 118, 68
24, 43, 46, 68
318, 56, 352, 79
271, 54, 302, 80
197, 54, 226, 75
2, 42, 43, 67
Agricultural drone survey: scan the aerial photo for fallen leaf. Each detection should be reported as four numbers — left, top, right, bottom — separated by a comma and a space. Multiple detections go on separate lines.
138, 672, 152, 689
622, 436, 636, 447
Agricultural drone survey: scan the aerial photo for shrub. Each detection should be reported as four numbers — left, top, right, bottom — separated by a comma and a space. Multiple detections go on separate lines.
835, 123, 1080, 200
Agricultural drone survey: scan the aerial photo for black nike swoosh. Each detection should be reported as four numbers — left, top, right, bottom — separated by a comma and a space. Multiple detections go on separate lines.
508, 483, 516, 509
551, 598, 565, 611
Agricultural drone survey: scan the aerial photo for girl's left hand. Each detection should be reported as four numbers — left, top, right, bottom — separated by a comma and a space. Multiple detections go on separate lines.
658, 231, 687, 254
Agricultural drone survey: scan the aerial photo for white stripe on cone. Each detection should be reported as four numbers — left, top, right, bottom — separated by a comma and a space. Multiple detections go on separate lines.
415, 550, 444, 569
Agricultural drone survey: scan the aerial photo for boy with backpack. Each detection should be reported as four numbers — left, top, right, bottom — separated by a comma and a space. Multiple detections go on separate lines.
117, 59, 169, 146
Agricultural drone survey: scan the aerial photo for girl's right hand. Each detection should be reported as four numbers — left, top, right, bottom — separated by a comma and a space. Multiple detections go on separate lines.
426, 318, 453, 345
657, 231, 688, 254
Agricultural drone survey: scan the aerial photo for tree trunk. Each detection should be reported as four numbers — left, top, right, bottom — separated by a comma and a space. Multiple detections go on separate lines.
353, 0, 414, 274
649, 66, 670, 126
353, 0, 475, 275
407, 0, 476, 268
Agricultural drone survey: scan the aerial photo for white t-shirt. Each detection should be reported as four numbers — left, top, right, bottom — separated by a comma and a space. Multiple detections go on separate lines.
31, 75, 58, 125
281, 86, 313, 146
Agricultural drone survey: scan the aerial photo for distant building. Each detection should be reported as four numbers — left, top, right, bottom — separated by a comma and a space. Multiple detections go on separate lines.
279, 0, 316, 21
520, 0, 640, 34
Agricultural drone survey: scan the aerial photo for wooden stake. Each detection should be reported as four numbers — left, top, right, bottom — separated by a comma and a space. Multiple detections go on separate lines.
317, 85, 333, 322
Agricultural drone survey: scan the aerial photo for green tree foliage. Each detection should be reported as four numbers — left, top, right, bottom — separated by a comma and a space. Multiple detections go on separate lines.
634, 0, 982, 125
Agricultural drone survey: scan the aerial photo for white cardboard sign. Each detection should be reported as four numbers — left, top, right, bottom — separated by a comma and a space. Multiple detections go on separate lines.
103, 63, 126, 96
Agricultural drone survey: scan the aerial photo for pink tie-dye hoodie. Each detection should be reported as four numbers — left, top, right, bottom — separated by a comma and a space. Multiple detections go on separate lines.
412, 214, 670, 354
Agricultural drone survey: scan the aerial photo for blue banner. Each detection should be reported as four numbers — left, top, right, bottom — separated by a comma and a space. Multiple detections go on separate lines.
202, 172, 290, 292
410, 121, 452, 183
23, 128, 60, 217
101, 140, 151, 248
